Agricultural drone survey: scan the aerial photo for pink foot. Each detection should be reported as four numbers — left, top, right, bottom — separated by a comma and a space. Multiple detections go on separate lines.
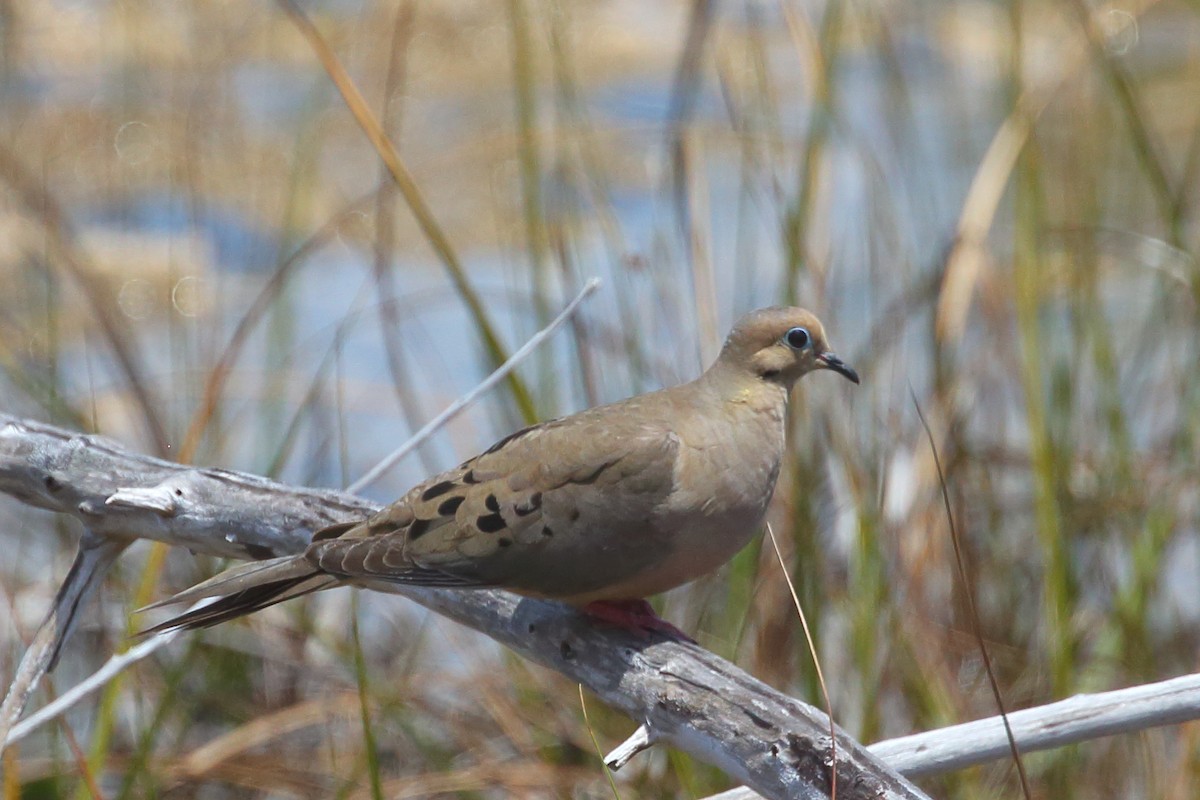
581, 599, 695, 643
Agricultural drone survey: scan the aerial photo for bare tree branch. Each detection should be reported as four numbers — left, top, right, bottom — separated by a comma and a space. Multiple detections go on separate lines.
6, 622, 184, 747
872, 671, 1200, 777
0, 413, 929, 800
705, 672, 1200, 799
0, 531, 126, 748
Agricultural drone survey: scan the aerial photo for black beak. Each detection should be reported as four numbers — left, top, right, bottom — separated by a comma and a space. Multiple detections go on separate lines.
817, 352, 860, 384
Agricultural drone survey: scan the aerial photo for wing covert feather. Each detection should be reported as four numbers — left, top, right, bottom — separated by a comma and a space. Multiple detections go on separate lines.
303, 403, 682, 593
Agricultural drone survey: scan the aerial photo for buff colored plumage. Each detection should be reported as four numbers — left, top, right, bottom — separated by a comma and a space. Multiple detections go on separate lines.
144, 307, 858, 635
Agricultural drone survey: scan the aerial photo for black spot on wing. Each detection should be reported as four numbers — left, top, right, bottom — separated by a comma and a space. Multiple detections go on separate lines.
408, 518, 433, 540
420, 480, 456, 501
552, 459, 618, 488
515, 492, 541, 516
485, 493, 500, 513
541, 525, 554, 538
437, 496, 465, 516
462, 469, 480, 484
476, 513, 507, 533
482, 423, 539, 456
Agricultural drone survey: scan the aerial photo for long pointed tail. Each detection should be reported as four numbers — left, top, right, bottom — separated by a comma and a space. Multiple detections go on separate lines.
138, 555, 337, 634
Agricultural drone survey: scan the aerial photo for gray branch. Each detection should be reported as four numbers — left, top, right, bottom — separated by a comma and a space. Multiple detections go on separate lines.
0, 530, 126, 745
0, 414, 930, 800
872, 671, 1200, 777
705, 672, 1200, 799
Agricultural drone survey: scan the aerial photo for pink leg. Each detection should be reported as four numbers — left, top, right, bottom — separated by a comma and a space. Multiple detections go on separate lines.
581, 599, 695, 643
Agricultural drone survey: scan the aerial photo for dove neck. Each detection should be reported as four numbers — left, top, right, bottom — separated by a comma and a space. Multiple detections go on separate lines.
696, 358, 791, 408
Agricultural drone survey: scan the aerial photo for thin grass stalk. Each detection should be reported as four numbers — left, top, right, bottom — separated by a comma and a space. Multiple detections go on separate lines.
785, 444, 827, 705
578, 686, 622, 799
0, 145, 169, 454
507, 0, 552, 336
665, 0, 717, 244
1013, 45, 1075, 707
544, 2, 628, 256
543, 2, 649, 394
849, 497, 885, 740
0, 305, 89, 428
1065, 0, 1181, 246
350, 597, 384, 800
265, 343, 336, 481
277, 0, 538, 423
780, 0, 843, 304
255, 80, 331, 474
72, 543, 176, 798
684, 131, 719, 362
178, 196, 373, 463
1010, 8, 1081, 797
716, 4, 775, 314
370, 0, 439, 476
113, 638, 202, 799
548, 227, 601, 407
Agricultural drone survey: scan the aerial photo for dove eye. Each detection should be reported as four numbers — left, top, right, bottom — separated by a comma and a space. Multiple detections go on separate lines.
784, 327, 811, 350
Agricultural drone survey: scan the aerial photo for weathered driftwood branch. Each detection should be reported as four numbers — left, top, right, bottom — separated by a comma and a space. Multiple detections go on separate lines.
0, 414, 930, 800
705, 671, 1200, 799
871, 671, 1200, 777
0, 530, 126, 747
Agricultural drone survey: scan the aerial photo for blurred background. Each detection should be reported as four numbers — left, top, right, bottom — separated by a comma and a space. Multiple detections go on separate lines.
1, 0, 1198, 796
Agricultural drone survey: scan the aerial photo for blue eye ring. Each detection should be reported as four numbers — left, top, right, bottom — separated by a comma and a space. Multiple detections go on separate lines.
784, 327, 811, 350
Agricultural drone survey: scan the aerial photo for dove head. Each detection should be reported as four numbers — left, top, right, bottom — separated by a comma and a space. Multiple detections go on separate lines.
712, 306, 859, 389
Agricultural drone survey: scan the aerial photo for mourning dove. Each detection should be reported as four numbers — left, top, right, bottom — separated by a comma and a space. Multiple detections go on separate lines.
144, 307, 858, 636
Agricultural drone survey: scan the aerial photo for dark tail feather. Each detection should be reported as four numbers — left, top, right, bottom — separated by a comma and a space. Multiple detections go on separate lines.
139, 574, 336, 634
138, 555, 338, 635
